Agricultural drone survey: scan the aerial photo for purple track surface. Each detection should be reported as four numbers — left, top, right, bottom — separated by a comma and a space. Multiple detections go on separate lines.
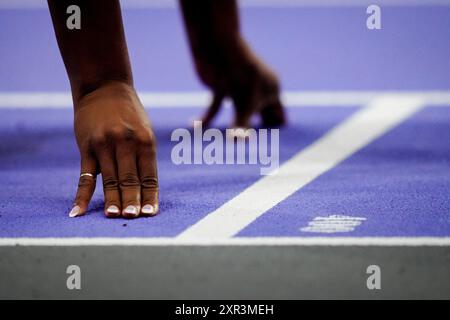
0, 6, 449, 238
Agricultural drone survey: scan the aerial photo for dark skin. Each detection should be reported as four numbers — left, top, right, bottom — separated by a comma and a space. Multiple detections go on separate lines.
48, 0, 158, 218
180, 0, 286, 128
48, 0, 284, 219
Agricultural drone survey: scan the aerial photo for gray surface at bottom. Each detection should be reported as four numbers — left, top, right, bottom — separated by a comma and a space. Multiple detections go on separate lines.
1, 245, 449, 299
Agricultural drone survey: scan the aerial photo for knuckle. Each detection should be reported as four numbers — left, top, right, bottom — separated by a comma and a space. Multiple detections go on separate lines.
120, 172, 140, 187
141, 176, 158, 190
136, 130, 155, 147
91, 133, 108, 148
102, 176, 119, 190
91, 127, 136, 148
107, 126, 133, 141
78, 176, 95, 188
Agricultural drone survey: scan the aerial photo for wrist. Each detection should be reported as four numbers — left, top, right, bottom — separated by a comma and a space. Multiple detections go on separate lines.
72, 77, 133, 105
72, 79, 136, 111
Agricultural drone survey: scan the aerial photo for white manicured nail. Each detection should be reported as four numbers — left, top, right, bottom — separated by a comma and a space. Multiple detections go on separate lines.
141, 204, 154, 215
69, 205, 81, 218
106, 205, 120, 214
190, 118, 203, 129
227, 127, 250, 139
123, 205, 139, 216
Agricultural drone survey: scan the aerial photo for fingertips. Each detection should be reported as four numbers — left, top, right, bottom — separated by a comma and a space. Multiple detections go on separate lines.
200, 91, 224, 128
103, 188, 121, 218
260, 98, 286, 128
121, 187, 141, 219
141, 187, 159, 216
141, 204, 156, 216
141, 200, 159, 217
69, 205, 83, 218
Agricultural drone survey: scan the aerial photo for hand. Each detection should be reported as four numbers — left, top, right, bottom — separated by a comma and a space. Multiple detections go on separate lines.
69, 81, 158, 219
193, 39, 286, 129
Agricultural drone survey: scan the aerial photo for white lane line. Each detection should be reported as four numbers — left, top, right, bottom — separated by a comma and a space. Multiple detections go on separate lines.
177, 94, 425, 239
0, 237, 449, 247
0, 91, 450, 108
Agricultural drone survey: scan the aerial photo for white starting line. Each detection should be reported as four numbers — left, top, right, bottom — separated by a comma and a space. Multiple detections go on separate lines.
0, 90, 450, 108
1, 237, 450, 246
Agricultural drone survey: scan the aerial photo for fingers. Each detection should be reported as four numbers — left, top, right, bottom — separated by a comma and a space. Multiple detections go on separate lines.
94, 138, 122, 218
70, 151, 97, 218
79, 127, 158, 219
137, 134, 159, 216
200, 91, 225, 127
231, 91, 254, 129
116, 140, 141, 219
260, 98, 286, 128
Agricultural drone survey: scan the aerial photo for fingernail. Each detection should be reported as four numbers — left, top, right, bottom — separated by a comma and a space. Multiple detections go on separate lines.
106, 205, 120, 214
123, 205, 139, 216
227, 127, 249, 139
192, 119, 203, 129
69, 205, 81, 218
141, 204, 154, 215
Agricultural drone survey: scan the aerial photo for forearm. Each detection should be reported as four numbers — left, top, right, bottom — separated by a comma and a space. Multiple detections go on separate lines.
179, 0, 245, 69
48, 0, 133, 103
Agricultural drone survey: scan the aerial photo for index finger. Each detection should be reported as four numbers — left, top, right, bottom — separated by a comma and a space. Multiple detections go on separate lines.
70, 152, 97, 218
